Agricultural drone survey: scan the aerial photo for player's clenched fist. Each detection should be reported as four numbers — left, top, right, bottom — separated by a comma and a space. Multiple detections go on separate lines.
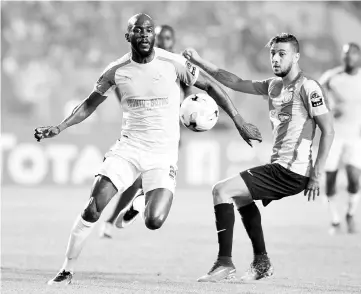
182, 48, 201, 64
34, 126, 61, 142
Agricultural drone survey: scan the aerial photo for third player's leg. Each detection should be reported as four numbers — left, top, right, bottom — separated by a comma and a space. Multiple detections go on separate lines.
345, 164, 361, 233
345, 164, 360, 195
107, 176, 143, 224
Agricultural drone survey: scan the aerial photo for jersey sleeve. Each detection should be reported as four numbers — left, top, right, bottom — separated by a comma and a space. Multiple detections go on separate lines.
301, 80, 330, 118
172, 55, 200, 86
93, 64, 116, 96
252, 78, 273, 96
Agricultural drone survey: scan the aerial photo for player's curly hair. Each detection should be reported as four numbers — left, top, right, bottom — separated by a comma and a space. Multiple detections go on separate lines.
266, 33, 300, 53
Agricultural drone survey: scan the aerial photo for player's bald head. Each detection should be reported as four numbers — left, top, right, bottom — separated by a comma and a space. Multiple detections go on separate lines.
126, 13, 156, 58
342, 42, 360, 70
127, 13, 154, 32
342, 42, 360, 54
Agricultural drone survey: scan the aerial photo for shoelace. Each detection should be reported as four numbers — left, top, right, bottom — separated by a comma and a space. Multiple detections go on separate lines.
247, 258, 270, 275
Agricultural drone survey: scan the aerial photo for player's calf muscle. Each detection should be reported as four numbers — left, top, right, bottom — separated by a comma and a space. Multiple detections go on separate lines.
346, 165, 360, 193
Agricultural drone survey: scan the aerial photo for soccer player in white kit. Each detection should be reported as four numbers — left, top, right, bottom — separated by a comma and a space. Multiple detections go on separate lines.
319, 43, 361, 234
99, 24, 193, 238
34, 14, 262, 285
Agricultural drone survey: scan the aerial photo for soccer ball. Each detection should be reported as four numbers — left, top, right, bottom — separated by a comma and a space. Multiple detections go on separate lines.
180, 93, 219, 132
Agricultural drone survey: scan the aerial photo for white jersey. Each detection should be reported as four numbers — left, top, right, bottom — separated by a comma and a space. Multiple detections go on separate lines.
319, 67, 361, 139
93, 48, 199, 152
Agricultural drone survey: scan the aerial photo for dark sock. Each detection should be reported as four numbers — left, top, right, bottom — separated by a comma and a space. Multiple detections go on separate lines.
238, 202, 267, 256
214, 203, 235, 258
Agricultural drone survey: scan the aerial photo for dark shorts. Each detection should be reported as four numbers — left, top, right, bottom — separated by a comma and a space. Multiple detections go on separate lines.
240, 163, 309, 207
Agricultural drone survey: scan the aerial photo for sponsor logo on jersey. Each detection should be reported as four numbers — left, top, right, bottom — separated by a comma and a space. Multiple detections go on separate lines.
126, 97, 169, 109
310, 91, 324, 107
278, 112, 292, 123
283, 86, 295, 103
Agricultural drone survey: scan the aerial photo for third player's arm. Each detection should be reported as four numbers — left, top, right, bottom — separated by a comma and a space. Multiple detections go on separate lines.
57, 91, 107, 132
194, 71, 262, 145
183, 48, 259, 94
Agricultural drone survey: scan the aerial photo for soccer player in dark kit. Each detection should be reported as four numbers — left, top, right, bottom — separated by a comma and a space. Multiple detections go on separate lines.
183, 33, 335, 282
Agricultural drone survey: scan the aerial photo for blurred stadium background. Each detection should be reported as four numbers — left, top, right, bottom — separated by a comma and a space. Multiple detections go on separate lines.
1, 1, 361, 293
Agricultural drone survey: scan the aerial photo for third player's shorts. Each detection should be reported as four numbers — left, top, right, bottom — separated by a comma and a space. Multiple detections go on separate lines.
325, 137, 361, 171
97, 138, 178, 195
240, 163, 309, 206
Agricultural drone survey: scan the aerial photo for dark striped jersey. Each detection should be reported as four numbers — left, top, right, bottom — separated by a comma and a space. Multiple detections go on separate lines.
252, 72, 329, 176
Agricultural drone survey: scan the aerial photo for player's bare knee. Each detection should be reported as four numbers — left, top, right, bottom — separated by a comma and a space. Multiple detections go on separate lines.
144, 216, 164, 230
82, 197, 101, 223
212, 181, 230, 204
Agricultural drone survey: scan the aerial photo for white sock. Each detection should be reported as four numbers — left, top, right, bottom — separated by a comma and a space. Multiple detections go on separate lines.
328, 197, 340, 224
133, 194, 145, 212
347, 192, 360, 216
62, 215, 95, 272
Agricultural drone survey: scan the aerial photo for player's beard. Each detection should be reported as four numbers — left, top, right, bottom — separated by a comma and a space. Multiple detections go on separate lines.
274, 63, 293, 78
137, 39, 155, 57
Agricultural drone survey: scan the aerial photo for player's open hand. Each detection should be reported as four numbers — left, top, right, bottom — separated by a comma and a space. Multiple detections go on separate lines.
236, 122, 263, 147
182, 48, 201, 65
34, 126, 60, 142
304, 175, 320, 201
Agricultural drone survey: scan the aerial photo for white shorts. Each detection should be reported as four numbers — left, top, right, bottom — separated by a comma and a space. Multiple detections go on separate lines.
97, 139, 178, 195
325, 137, 361, 171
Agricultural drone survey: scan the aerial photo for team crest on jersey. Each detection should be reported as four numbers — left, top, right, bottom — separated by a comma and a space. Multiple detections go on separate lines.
282, 86, 295, 104
310, 91, 324, 107
278, 112, 292, 123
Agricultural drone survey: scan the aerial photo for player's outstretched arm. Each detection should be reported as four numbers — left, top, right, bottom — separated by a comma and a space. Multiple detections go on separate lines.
194, 71, 262, 147
34, 91, 107, 142
183, 48, 258, 94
